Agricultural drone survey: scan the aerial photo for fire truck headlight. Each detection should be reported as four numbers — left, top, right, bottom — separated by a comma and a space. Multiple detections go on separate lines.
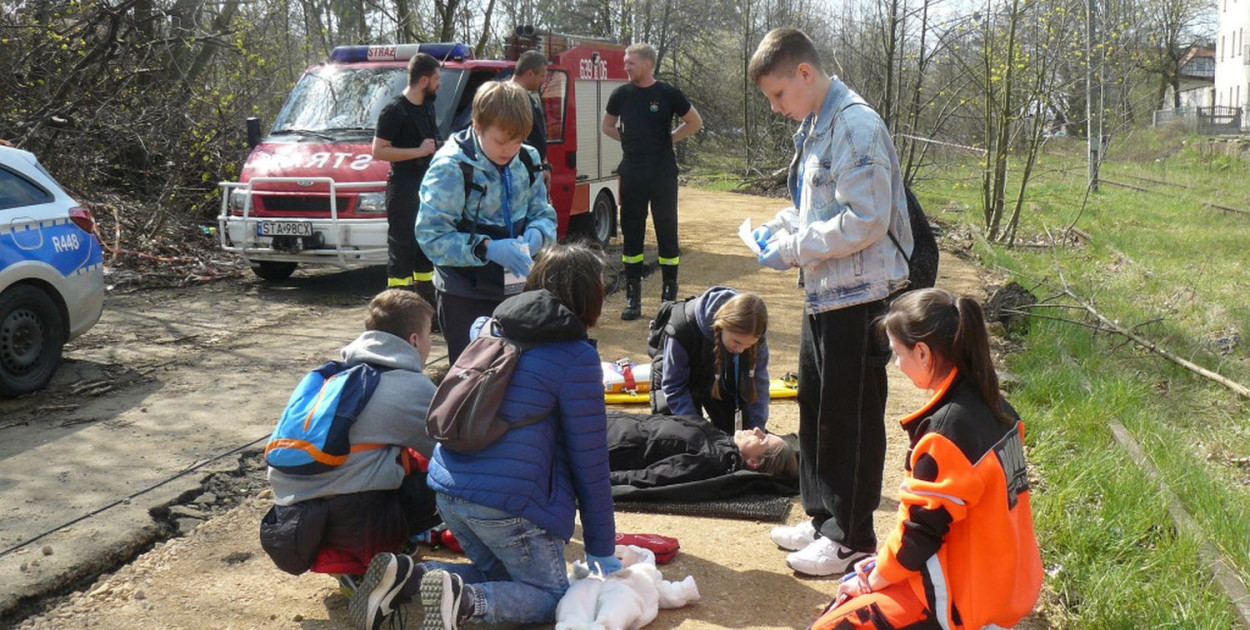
356, 191, 386, 214
228, 189, 250, 212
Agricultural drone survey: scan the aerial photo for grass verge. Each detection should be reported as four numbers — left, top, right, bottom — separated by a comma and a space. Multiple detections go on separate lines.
689, 131, 1250, 627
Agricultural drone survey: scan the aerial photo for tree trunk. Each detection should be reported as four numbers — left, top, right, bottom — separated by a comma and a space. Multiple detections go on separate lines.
183, 0, 241, 88
396, 0, 413, 42
475, 0, 497, 58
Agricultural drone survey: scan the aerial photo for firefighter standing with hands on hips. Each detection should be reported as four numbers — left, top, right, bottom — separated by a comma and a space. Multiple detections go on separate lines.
601, 43, 702, 321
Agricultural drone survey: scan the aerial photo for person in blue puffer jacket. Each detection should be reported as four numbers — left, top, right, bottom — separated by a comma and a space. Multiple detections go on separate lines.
348, 243, 618, 630
651, 286, 771, 434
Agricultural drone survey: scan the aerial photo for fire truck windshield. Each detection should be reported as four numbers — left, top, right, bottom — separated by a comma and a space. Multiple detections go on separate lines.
270, 66, 462, 139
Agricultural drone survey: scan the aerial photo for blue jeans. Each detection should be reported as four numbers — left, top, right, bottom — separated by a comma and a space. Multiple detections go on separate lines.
422, 493, 569, 624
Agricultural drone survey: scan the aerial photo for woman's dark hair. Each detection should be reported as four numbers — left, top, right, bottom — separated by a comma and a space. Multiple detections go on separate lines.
880, 288, 1010, 424
524, 243, 604, 328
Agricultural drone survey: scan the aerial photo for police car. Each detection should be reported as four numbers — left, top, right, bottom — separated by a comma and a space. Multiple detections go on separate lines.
0, 146, 105, 396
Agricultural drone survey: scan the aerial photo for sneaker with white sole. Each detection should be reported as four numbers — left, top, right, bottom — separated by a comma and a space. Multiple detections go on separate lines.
419, 569, 472, 630
770, 520, 818, 551
785, 537, 871, 577
350, 552, 415, 630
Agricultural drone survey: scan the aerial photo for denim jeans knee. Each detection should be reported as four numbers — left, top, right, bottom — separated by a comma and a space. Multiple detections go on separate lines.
429, 493, 568, 624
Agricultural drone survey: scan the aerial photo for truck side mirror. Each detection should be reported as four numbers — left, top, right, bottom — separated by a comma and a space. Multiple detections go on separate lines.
246, 117, 262, 148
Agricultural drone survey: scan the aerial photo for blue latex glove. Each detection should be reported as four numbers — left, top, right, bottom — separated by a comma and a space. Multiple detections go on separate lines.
758, 242, 789, 271
522, 227, 544, 254
485, 238, 533, 277
586, 553, 624, 576
751, 226, 771, 251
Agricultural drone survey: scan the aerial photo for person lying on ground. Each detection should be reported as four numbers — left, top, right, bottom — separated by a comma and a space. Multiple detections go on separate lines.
809, 288, 1042, 630
606, 410, 797, 489
650, 286, 771, 434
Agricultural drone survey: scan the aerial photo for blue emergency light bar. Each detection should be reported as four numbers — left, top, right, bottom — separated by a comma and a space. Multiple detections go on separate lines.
330, 43, 473, 63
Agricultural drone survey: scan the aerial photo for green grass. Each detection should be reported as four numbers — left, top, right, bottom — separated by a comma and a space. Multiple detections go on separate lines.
689, 131, 1250, 627
964, 134, 1250, 627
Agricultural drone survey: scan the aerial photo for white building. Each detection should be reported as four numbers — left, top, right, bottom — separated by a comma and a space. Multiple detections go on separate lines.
1214, 0, 1250, 129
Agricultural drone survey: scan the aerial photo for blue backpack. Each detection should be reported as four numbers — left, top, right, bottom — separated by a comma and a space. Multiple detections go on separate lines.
265, 361, 387, 475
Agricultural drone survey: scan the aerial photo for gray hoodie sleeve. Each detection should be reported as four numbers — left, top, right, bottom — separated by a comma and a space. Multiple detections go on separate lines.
362, 371, 438, 458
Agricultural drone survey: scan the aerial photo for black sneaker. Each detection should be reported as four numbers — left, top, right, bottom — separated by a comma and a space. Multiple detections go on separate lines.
419, 570, 469, 630
350, 552, 415, 630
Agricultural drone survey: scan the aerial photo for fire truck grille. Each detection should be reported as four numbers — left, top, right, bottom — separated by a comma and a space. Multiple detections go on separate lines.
259, 196, 353, 213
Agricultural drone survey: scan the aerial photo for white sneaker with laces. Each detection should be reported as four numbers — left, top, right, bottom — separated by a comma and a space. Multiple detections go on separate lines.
769, 520, 818, 551
785, 537, 871, 577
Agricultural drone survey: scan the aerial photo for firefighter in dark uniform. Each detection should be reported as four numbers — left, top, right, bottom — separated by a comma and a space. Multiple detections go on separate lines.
601, 43, 703, 321
511, 50, 554, 203
373, 52, 443, 313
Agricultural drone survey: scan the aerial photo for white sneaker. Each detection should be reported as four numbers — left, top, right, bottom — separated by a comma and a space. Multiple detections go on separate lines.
785, 537, 871, 577
770, 520, 818, 551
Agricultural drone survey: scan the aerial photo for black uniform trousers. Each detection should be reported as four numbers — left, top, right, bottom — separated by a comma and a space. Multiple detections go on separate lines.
386, 170, 433, 281
619, 160, 680, 262
797, 298, 890, 553
437, 290, 502, 366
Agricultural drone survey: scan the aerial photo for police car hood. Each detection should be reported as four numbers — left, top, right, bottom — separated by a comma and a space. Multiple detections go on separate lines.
241, 141, 387, 182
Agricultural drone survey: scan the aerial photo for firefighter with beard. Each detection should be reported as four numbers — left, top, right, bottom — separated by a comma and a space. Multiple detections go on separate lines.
373, 52, 444, 318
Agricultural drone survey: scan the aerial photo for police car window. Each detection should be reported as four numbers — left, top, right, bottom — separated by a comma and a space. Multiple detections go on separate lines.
0, 166, 53, 210
271, 66, 408, 134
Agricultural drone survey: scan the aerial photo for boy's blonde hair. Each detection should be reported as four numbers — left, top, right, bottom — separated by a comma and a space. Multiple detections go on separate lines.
625, 43, 657, 65
472, 81, 533, 141
748, 27, 824, 84
365, 289, 434, 340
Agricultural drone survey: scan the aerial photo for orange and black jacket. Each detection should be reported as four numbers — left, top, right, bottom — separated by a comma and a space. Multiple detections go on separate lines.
874, 370, 1043, 630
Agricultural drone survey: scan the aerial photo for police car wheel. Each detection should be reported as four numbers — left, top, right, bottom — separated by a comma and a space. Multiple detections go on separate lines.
251, 261, 298, 282
0, 285, 66, 397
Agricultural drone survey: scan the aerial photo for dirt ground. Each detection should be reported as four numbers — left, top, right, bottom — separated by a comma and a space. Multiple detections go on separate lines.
3, 187, 1016, 630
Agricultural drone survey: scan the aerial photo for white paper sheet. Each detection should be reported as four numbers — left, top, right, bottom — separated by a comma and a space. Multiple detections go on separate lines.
739, 218, 762, 255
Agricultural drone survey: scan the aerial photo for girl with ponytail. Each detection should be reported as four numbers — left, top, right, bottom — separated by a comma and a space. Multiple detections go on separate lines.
809, 288, 1042, 630
650, 286, 771, 435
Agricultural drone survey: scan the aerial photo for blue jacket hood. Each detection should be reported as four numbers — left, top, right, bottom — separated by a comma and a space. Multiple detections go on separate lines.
691, 285, 741, 341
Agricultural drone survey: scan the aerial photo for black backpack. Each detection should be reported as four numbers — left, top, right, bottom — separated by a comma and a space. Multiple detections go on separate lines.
887, 187, 939, 291
646, 298, 702, 415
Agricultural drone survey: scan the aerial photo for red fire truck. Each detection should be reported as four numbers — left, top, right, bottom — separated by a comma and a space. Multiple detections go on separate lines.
219, 31, 627, 281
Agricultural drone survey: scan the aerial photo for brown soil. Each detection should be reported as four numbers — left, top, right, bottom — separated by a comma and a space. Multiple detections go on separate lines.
6, 187, 1039, 630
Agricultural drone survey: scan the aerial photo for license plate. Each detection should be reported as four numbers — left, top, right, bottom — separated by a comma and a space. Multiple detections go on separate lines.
257, 221, 313, 237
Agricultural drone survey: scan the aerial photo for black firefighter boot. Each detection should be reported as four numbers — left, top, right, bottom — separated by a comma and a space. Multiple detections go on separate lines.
621, 263, 643, 321
660, 264, 679, 304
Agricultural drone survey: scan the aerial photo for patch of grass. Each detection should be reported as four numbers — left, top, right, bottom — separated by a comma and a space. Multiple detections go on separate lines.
944, 127, 1250, 627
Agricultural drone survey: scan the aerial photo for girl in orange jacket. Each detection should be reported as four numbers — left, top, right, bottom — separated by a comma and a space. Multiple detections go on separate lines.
811, 288, 1042, 630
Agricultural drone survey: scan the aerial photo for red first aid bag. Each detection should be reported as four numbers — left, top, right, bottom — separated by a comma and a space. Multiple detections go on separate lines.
616, 532, 680, 564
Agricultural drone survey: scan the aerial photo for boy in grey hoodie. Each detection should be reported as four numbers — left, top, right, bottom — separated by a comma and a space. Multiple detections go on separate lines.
260, 289, 440, 580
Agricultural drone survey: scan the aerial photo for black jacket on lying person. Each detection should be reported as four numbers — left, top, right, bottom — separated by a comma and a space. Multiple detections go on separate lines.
607, 411, 745, 488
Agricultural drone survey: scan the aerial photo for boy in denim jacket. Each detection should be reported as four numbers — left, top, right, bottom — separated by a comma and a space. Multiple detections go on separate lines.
416, 81, 557, 363
749, 28, 914, 577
